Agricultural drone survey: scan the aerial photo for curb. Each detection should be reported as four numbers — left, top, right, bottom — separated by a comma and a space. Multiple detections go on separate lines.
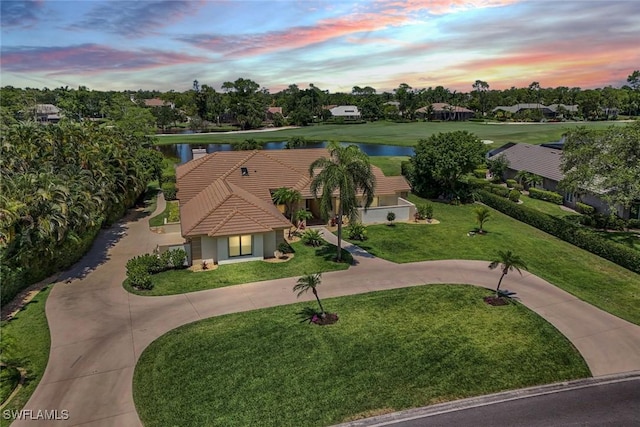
333, 371, 640, 426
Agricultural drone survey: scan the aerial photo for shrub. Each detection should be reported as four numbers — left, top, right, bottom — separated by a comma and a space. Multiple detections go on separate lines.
473, 169, 488, 179
488, 184, 509, 197
506, 179, 517, 188
528, 188, 563, 204
508, 189, 521, 202
478, 190, 640, 274
168, 248, 188, 269
387, 211, 396, 225
162, 182, 177, 201
347, 222, 367, 241
128, 266, 153, 290
628, 219, 640, 229
161, 173, 176, 184
278, 242, 293, 254
514, 184, 524, 191
301, 229, 323, 247
576, 202, 596, 215
416, 203, 434, 220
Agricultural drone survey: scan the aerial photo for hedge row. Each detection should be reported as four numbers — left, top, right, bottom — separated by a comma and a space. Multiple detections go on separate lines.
126, 249, 188, 290
478, 190, 640, 274
576, 202, 596, 215
528, 188, 563, 204
162, 182, 178, 200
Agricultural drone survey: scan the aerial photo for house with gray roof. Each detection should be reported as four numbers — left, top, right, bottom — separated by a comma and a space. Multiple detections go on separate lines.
492, 103, 578, 118
488, 143, 634, 218
329, 105, 361, 120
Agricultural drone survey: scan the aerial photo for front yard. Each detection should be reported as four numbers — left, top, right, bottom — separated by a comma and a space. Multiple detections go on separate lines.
344, 196, 640, 325
133, 285, 589, 427
124, 241, 353, 296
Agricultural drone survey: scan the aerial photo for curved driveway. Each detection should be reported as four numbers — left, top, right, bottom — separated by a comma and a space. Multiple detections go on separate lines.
14, 195, 640, 426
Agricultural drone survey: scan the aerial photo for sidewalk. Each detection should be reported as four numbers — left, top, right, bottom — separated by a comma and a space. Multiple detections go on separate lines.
12, 195, 640, 426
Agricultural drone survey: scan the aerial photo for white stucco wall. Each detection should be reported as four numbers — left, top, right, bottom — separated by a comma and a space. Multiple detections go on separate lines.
201, 236, 218, 264
357, 197, 415, 224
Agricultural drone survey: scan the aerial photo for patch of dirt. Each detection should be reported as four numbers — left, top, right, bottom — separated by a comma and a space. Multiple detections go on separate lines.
263, 253, 295, 263
483, 296, 510, 306
412, 218, 440, 225
189, 262, 218, 272
315, 312, 339, 325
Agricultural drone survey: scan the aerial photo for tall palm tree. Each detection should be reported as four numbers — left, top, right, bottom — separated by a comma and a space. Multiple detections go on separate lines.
474, 205, 491, 233
488, 250, 528, 296
293, 273, 324, 315
309, 141, 376, 261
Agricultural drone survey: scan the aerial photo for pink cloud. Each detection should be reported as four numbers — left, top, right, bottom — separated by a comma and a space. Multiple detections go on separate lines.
1, 44, 207, 75
376, 0, 521, 15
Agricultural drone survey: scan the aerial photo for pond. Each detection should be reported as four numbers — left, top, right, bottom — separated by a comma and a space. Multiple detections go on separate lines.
156, 142, 414, 164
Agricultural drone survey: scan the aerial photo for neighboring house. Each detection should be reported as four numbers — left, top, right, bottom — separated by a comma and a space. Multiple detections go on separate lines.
265, 106, 283, 121
492, 103, 578, 118
329, 105, 361, 120
35, 104, 61, 123
415, 103, 475, 121
143, 98, 175, 108
488, 143, 638, 219
176, 149, 412, 266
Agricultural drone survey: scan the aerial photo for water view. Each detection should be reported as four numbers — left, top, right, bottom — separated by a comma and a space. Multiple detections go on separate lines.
157, 141, 415, 164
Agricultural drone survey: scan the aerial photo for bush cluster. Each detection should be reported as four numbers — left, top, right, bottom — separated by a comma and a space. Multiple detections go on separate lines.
415, 203, 434, 220
508, 189, 521, 202
347, 222, 367, 241
301, 229, 323, 247
126, 249, 188, 290
506, 179, 517, 188
575, 202, 596, 215
473, 169, 488, 179
628, 218, 640, 229
487, 184, 510, 198
528, 188, 563, 204
479, 190, 640, 274
162, 182, 178, 201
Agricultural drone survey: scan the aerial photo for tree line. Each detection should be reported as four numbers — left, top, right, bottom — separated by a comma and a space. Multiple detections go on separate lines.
2, 71, 638, 131
0, 120, 163, 305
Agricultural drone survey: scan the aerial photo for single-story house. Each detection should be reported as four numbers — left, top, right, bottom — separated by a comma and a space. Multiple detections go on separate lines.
329, 105, 361, 120
415, 103, 475, 121
176, 149, 412, 265
488, 143, 638, 219
143, 98, 175, 108
265, 106, 283, 121
492, 103, 578, 119
35, 104, 61, 123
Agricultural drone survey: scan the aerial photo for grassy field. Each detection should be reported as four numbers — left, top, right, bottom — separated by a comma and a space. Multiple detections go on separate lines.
592, 230, 640, 252
343, 196, 640, 325
0, 288, 51, 421
519, 194, 578, 218
134, 285, 589, 427
148, 200, 180, 227
154, 121, 629, 148
124, 241, 353, 296
369, 156, 408, 176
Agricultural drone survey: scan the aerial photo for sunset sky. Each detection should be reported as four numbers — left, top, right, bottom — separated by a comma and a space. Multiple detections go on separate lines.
1, 0, 639, 93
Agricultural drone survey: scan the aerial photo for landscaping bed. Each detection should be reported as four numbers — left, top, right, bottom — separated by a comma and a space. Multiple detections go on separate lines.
133, 285, 589, 427
124, 242, 353, 296
342, 196, 640, 325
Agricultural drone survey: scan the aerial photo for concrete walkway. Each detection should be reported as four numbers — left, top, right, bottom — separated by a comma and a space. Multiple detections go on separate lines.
13, 195, 640, 426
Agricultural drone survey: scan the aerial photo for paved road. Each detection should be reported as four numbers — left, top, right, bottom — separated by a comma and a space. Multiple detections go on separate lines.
12, 194, 640, 426
366, 376, 640, 427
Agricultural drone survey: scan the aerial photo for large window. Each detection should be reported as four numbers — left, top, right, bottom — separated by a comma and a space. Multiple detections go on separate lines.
229, 235, 252, 257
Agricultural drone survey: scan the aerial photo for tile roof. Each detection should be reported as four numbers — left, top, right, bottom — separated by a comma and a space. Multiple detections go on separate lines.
493, 143, 564, 182
177, 149, 411, 237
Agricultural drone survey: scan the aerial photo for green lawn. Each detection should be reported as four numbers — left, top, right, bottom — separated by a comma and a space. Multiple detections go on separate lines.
148, 200, 180, 227
519, 194, 578, 218
155, 121, 628, 148
0, 287, 51, 420
134, 285, 589, 427
124, 242, 353, 296
369, 156, 408, 176
344, 197, 640, 325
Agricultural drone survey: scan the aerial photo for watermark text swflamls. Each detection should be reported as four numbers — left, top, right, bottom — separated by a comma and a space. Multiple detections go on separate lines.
2, 409, 70, 421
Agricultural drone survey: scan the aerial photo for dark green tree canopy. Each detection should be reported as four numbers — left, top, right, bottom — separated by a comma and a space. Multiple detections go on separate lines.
409, 131, 486, 197
560, 121, 640, 210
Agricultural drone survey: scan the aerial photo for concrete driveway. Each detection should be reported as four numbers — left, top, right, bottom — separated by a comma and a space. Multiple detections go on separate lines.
11, 195, 640, 426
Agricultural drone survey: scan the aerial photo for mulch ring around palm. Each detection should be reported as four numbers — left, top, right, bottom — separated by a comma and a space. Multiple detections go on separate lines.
314, 313, 339, 325
483, 296, 510, 306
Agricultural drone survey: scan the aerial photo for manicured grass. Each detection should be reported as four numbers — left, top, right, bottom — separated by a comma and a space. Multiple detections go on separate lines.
519, 194, 578, 218
0, 287, 51, 417
369, 156, 408, 176
148, 200, 180, 227
124, 242, 353, 296
134, 285, 589, 427
345, 197, 640, 325
155, 121, 627, 148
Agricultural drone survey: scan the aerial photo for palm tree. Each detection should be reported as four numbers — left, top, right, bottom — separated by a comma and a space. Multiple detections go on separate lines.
488, 250, 528, 296
309, 141, 376, 261
293, 273, 324, 315
271, 187, 301, 219
474, 205, 491, 233
292, 209, 313, 235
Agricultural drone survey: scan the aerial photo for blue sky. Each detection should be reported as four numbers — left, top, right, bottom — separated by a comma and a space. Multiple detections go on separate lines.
1, 0, 639, 93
